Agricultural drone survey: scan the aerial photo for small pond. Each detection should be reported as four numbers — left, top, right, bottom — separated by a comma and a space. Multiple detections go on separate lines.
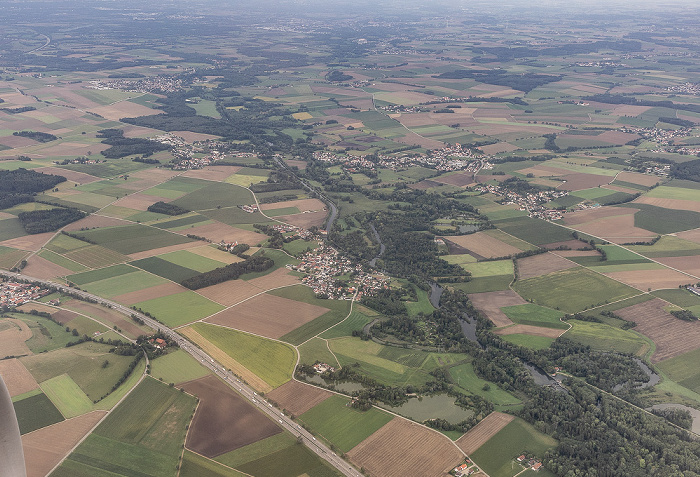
380, 393, 473, 424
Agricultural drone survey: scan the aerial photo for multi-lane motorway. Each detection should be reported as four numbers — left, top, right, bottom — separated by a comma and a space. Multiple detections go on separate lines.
2, 271, 362, 477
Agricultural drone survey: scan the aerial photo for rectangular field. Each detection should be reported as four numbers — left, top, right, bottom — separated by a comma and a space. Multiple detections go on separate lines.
69, 224, 194, 254
266, 379, 333, 417
40, 373, 94, 418
456, 411, 515, 454
134, 291, 224, 327
149, 349, 211, 385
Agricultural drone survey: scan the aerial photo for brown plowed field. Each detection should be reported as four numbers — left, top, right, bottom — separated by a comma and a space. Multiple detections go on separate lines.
277, 210, 327, 229
602, 184, 641, 194
0, 359, 38, 397
195, 280, 263, 306
127, 241, 203, 260
260, 198, 326, 212
206, 293, 328, 339
677, 228, 700, 245
476, 174, 514, 184
267, 379, 332, 417
656, 256, 700, 277
517, 253, 577, 279
22, 411, 106, 477
34, 167, 100, 185
182, 165, 240, 182
16, 303, 56, 315
443, 232, 521, 259
467, 290, 527, 327
0, 319, 32, 358
597, 130, 640, 145
572, 215, 657, 243
64, 300, 149, 339
180, 327, 270, 392
616, 298, 700, 362
90, 101, 161, 121
635, 196, 700, 213
616, 171, 661, 187
479, 142, 519, 155
562, 207, 637, 226
63, 214, 131, 231
286, 159, 307, 170
557, 173, 612, 191
112, 193, 161, 211
113, 282, 186, 305
347, 417, 463, 477
604, 268, 691, 291
21, 255, 73, 280
175, 223, 267, 245
456, 412, 515, 455
434, 172, 477, 187
182, 375, 281, 458
493, 324, 565, 338
245, 267, 301, 290
50, 310, 81, 325
0, 232, 56, 252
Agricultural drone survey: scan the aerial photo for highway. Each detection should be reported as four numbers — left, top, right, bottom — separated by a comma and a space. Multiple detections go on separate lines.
1, 271, 362, 477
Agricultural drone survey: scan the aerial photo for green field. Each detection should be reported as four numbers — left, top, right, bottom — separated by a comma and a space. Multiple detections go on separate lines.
190, 323, 296, 389
56, 378, 196, 477
69, 225, 194, 254
618, 203, 700, 234
0, 217, 27, 241
451, 275, 513, 293
16, 314, 78, 352
652, 288, 700, 308
501, 304, 568, 330
298, 395, 393, 452
596, 244, 651, 263
20, 342, 137, 401
564, 320, 649, 355
151, 213, 210, 229
657, 348, 700, 395
215, 433, 297, 468
461, 260, 514, 278
180, 451, 247, 477
235, 439, 341, 477
628, 236, 700, 258
282, 238, 320, 256
501, 334, 555, 350
320, 310, 375, 339
81, 270, 169, 298
443, 253, 479, 265
243, 248, 300, 279
37, 249, 88, 272
493, 216, 572, 245
129, 256, 200, 282
449, 362, 522, 406
471, 418, 557, 477
646, 185, 700, 201
13, 392, 64, 434
134, 291, 224, 327
0, 246, 28, 270
63, 245, 130, 269
66, 264, 139, 286
40, 374, 94, 418
298, 338, 338, 366
157, 250, 226, 272
149, 349, 211, 385
171, 182, 254, 210
513, 267, 639, 313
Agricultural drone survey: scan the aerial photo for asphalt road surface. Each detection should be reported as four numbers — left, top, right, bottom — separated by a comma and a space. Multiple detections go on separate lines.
2, 271, 363, 477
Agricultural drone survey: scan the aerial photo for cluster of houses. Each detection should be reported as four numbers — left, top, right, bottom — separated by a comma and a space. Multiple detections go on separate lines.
313, 362, 335, 373
473, 183, 568, 221
453, 460, 478, 476
289, 245, 388, 300
620, 125, 694, 148
240, 204, 259, 213
516, 455, 543, 472
87, 75, 185, 94
0, 282, 50, 308
666, 82, 700, 95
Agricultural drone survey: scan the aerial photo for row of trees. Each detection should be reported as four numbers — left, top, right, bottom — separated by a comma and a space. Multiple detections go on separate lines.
181, 255, 274, 289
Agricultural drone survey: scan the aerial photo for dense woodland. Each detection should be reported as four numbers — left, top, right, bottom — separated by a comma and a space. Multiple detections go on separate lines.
17, 207, 85, 234
180, 255, 274, 289
146, 201, 189, 216
0, 168, 66, 209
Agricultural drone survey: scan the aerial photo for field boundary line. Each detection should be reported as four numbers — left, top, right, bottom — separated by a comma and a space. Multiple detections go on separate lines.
176, 399, 200, 477
298, 291, 357, 348
182, 449, 255, 477
35, 300, 136, 343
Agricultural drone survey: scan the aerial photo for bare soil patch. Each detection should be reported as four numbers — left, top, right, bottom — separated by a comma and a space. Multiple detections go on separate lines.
195, 280, 263, 306
468, 290, 526, 327
616, 298, 700, 362
50, 310, 81, 325
656, 256, 700, 278
635, 196, 700, 213
0, 319, 32, 358
434, 172, 477, 187
34, 167, 100, 185
442, 232, 521, 259
563, 207, 637, 226
604, 268, 692, 291
347, 417, 463, 477
277, 210, 328, 229
22, 411, 106, 477
181, 375, 281, 458
63, 214, 131, 231
267, 380, 332, 417
180, 327, 270, 392
616, 172, 661, 187
493, 324, 565, 338
176, 223, 267, 245
0, 359, 38, 397
64, 300, 147, 339
455, 412, 515, 455
677, 228, 700, 245
479, 142, 519, 155
127, 240, 204, 260
113, 282, 186, 305
571, 214, 656, 243
206, 293, 328, 339
112, 193, 161, 211
0, 232, 56, 252
476, 174, 513, 183
245, 267, 301, 290
517, 253, 577, 279
260, 198, 325, 212
182, 165, 240, 182
602, 184, 641, 194
597, 130, 640, 145
557, 173, 612, 191
21, 255, 73, 280
90, 101, 161, 121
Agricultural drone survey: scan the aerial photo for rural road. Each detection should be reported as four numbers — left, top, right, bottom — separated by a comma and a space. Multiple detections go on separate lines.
1, 271, 363, 477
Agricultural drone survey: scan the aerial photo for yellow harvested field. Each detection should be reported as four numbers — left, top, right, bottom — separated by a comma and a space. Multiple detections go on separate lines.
468, 290, 525, 327
455, 412, 515, 455
188, 245, 244, 264
182, 165, 240, 182
195, 280, 263, 306
245, 267, 301, 290
0, 359, 38, 397
22, 411, 106, 477
292, 111, 313, 120
616, 171, 661, 187
180, 326, 271, 392
347, 417, 463, 477
0, 232, 56, 252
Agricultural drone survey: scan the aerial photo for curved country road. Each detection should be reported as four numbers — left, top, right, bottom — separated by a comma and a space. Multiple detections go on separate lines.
1, 270, 362, 477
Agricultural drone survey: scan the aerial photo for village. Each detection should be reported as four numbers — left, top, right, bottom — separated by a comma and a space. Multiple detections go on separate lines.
473, 182, 569, 221
289, 245, 389, 300
87, 74, 188, 94
0, 281, 51, 309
